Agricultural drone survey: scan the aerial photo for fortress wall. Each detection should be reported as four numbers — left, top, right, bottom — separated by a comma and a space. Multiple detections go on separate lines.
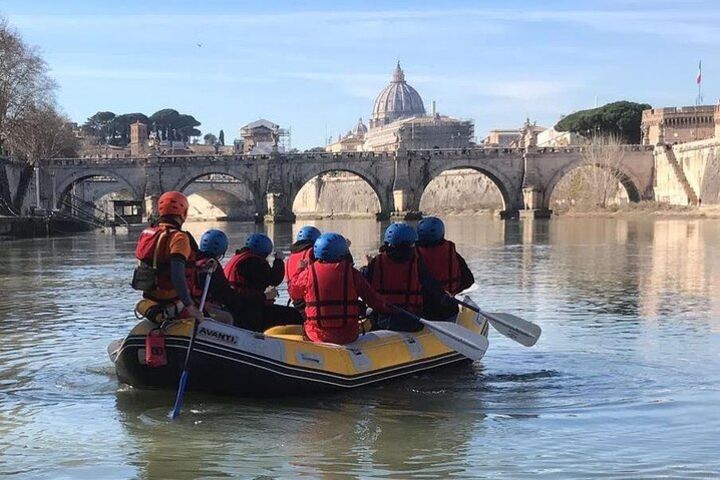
654, 139, 720, 205
673, 139, 720, 205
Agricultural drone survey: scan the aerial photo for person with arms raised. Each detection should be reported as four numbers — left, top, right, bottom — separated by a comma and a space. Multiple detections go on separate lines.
290, 233, 391, 344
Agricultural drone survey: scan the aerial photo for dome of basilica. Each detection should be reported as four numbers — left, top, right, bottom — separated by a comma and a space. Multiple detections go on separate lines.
370, 62, 426, 128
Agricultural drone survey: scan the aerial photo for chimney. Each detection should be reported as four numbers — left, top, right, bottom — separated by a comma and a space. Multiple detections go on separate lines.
431, 100, 436, 116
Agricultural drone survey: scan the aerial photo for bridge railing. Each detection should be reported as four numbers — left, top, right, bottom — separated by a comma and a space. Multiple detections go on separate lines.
43, 144, 654, 167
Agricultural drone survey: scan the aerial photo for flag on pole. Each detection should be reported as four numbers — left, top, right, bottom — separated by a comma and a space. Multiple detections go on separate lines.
696, 60, 702, 85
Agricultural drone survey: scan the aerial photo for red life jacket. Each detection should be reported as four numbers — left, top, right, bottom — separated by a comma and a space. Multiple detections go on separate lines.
370, 251, 423, 314
135, 224, 197, 297
417, 240, 462, 295
192, 257, 219, 305
223, 249, 275, 304
304, 261, 361, 344
286, 247, 313, 294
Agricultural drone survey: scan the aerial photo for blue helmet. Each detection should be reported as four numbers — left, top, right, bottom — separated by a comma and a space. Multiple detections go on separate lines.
245, 233, 273, 257
296, 225, 321, 243
199, 229, 229, 258
417, 216, 445, 244
383, 223, 417, 247
313, 233, 349, 262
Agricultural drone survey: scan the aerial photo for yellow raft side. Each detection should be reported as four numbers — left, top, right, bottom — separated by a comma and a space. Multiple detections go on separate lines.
127, 305, 487, 377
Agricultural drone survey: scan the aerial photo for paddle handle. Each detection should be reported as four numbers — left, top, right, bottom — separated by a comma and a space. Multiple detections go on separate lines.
169, 272, 212, 420
451, 297, 480, 313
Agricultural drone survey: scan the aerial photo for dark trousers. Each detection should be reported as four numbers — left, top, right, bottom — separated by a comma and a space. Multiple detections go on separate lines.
229, 299, 303, 332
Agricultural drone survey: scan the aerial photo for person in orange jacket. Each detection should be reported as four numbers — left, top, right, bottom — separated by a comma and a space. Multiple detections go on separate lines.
131, 191, 203, 321
290, 233, 391, 345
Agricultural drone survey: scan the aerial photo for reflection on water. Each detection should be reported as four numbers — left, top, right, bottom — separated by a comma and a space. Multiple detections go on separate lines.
1, 217, 719, 478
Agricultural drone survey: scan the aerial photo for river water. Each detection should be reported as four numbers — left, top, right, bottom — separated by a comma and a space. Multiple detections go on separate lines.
1, 217, 719, 479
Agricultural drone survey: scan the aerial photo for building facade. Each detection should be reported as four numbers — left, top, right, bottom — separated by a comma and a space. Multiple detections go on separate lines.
641, 105, 720, 145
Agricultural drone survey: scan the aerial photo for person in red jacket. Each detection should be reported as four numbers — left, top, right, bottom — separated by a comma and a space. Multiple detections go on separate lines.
286, 225, 321, 309
224, 232, 302, 328
416, 216, 474, 296
290, 232, 391, 345
192, 229, 276, 330
131, 191, 203, 322
364, 223, 457, 331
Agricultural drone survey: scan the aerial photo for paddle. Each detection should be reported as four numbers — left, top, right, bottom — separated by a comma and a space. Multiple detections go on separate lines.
452, 297, 541, 347
169, 268, 214, 420
390, 305, 488, 361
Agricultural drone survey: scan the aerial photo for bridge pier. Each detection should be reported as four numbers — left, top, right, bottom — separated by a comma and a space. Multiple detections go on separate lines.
390, 188, 422, 220
518, 186, 552, 219
263, 192, 295, 223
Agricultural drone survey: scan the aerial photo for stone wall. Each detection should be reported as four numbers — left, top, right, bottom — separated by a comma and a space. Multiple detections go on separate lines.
292, 169, 504, 217
293, 173, 381, 218
654, 138, 720, 205
419, 169, 504, 214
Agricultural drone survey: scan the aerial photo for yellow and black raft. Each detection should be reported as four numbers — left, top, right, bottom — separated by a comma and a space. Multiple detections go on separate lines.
108, 299, 489, 396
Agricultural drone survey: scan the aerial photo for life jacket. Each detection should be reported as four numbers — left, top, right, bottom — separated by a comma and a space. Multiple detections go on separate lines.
417, 240, 462, 295
192, 257, 219, 306
134, 224, 197, 301
370, 250, 423, 314
223, 249, 274, 304
305, 261, 361, 326
286, 246, 314, 297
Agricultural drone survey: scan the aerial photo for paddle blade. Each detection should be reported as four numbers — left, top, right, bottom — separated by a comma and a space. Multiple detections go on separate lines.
420, 319, 489, 361
169, 370, 190, 419
482, 312, 541, 347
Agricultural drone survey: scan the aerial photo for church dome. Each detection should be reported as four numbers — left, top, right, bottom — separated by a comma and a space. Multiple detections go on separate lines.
371, 62, 426, 128
352, 117, 368, 136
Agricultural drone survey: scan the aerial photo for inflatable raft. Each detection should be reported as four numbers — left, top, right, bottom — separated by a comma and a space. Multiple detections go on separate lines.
109, 299, 489, 396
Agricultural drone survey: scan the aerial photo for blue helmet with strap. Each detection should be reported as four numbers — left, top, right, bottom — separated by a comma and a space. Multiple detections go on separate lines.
313, 233, 349, 262
245, 233, 273, 257
383, 222, 417, 247
199, 229, 229, 258
296, 225, 321, 243
417, 216, 445, 244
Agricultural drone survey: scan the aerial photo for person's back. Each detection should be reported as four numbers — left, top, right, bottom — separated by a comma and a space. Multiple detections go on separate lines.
291, 233, 390, 345
416, 216, 474, 295
224, 233, 284, 299
192, 229, 266, 326
131, 191, 203, 322
224, 233, 302, 329
369, 246, 423, 315
286, 226, 321, 307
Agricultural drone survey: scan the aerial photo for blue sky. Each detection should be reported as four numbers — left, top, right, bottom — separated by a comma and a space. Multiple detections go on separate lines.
2, 0, 719, 149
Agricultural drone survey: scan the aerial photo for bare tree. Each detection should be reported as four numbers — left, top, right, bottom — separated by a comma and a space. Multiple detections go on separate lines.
0, 16, 56, 152
552, 134, 628, 210
5, 105, 78, 210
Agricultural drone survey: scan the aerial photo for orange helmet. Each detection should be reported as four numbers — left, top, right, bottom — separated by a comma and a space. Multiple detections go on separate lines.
157, 191, 189, 221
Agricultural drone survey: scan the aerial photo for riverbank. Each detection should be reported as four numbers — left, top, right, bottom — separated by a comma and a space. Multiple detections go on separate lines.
0, 215, 98, 239
552, 202, 720, 219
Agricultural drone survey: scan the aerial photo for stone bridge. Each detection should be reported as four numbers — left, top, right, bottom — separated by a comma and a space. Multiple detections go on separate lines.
26, 145, 655, 221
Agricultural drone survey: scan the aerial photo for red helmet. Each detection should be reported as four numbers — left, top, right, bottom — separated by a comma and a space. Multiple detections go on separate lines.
157, 191, 189, 221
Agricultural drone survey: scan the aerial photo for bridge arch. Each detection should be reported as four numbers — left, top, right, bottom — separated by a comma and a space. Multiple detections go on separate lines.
421, 161, 519, 213
544, 161, 642, 209
54, 169, 141, 209
290, 165, 391, 218
175, 171, 266, 220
